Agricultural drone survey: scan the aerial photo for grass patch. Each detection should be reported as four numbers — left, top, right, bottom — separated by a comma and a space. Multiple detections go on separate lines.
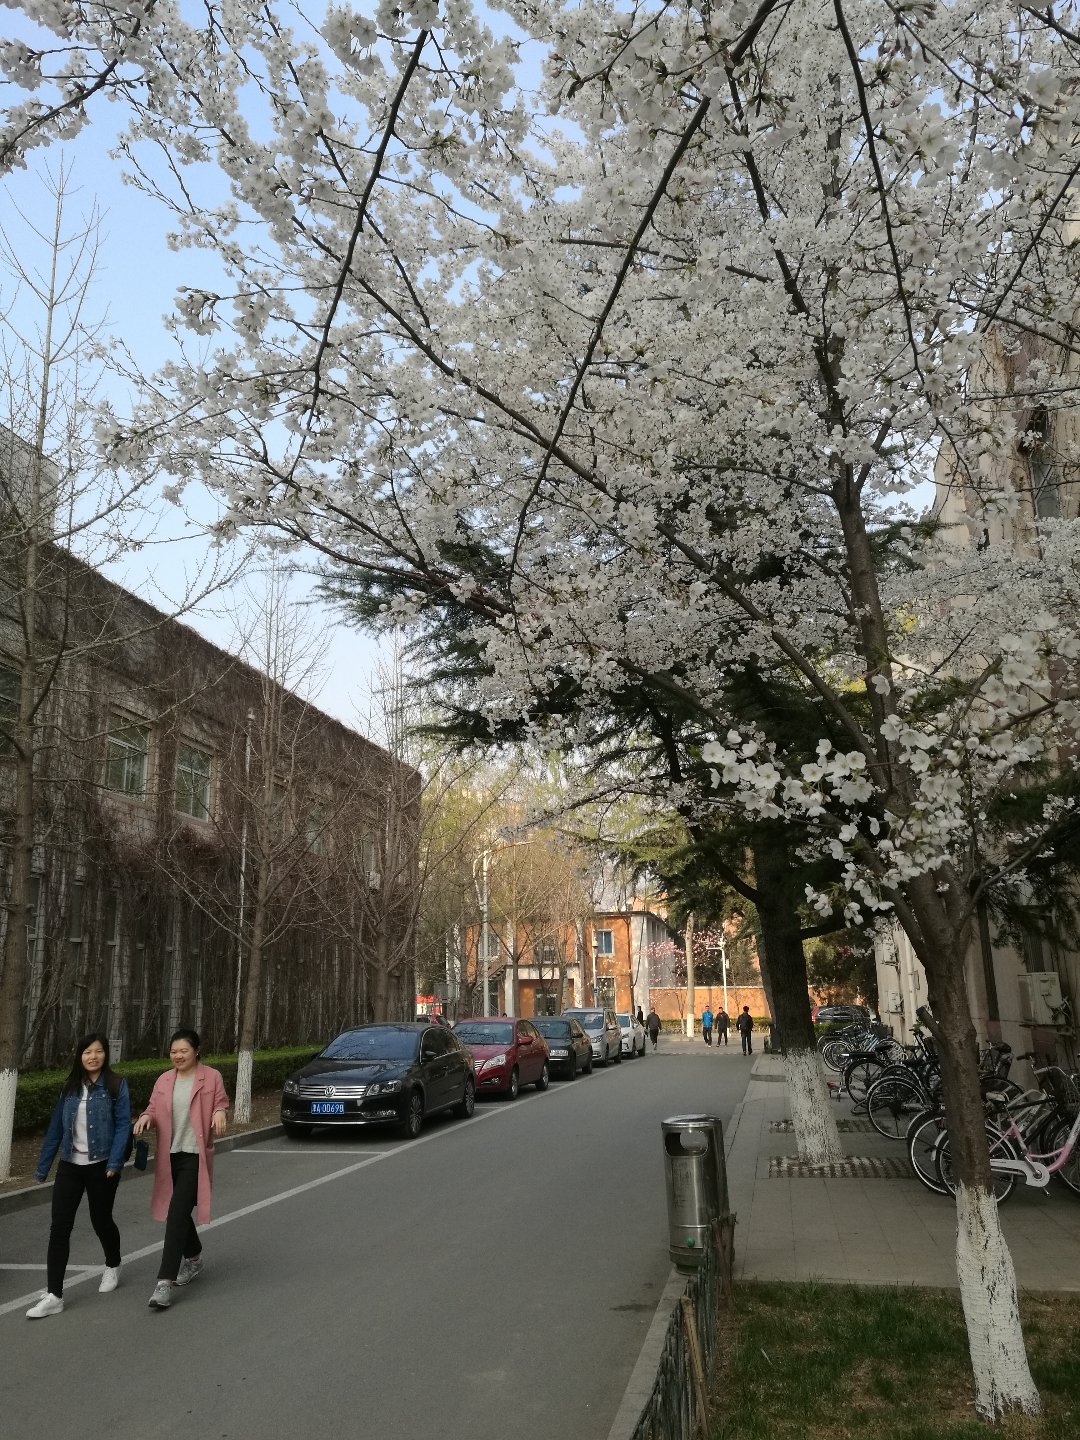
713, 1284, 1080, 1439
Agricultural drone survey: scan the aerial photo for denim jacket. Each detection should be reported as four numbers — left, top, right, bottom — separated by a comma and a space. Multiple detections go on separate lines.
36, 1074, 132, 1179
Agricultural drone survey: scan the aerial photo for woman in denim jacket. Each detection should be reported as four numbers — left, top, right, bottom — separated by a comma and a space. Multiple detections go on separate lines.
26, 1031, 132, 1319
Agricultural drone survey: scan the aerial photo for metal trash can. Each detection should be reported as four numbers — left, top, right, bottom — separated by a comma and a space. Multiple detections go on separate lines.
662, 1115, 728, 1271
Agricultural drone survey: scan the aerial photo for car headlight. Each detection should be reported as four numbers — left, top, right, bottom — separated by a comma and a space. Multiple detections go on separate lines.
369, 1080, 402, 1095
283, 1079, 300, 1096
480, 1054, 507, 1071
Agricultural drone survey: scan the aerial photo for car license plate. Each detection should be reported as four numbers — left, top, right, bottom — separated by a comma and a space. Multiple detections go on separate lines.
549, 1048, 568, 1057
311, 1101, 345, 1115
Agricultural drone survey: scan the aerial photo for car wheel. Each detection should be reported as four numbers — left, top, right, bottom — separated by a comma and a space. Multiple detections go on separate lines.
535, 1062, 549, 1092
397, 1090, 424, 1140
282, 1121, 313, 1139
614, 1046, 623, 1065
585, 1052, 593, 1074
507, 1067, 520, 1100
567, 1055, 577, 1080
455, 1077, 476, 1119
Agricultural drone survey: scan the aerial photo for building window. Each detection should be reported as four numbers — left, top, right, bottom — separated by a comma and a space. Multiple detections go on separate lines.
596, 976, 616, 1008
594, 928, 614, 956
105, 717, 149, 797
535, 939, 559, 971
0, 663, 18, 755
176, 743, 212, 819
1026, 408, 1061, 520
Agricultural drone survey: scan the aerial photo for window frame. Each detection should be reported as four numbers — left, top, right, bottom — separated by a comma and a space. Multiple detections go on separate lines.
175, 740, 213, 821
104, 714, 151, 799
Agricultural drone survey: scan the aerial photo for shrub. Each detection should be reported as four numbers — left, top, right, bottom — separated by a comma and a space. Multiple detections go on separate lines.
15, 1044, 321, 1134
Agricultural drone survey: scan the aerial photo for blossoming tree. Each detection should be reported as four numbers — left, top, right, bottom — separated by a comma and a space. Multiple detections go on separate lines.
7, 0, 1080, 1417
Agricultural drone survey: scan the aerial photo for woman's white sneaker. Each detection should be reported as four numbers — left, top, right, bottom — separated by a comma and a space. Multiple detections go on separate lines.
99, 1265, 121, 1293
26, 1293, 64, 1319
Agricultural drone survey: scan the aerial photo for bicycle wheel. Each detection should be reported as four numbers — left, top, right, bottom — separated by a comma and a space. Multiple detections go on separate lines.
866, 1075, 928, 1139
819, 1040, 849, 1073
907, 1108, 949, 1194
1041, 1117, 1080, 1196
843, 1056, 886, 1105
934, 1123, 1019, 1204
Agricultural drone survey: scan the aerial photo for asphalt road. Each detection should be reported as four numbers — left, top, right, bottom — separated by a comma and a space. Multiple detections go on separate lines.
0, 1041, 751, 1439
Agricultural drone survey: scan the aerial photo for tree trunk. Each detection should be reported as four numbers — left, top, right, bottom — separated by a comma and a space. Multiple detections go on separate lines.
684, 911, 696, 1039
234, 858, 270, 1125
0, 667, 36, 1179
372, 928, 390, 1022
908, 874, 1040, 1419
752, 834, 842, 1165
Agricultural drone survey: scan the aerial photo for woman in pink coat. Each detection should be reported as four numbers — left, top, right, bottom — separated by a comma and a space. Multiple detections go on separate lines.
133, 1028, 229, 1310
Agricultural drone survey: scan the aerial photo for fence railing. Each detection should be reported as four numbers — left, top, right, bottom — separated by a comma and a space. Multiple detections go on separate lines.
629, 1216, 734, 1440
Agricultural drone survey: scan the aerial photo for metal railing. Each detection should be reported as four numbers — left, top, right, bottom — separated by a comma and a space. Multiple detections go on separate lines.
629, 1216, 734, 1440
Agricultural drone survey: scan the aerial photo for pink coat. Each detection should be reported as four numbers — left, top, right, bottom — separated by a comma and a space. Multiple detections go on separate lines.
141, 1064, 230, 1225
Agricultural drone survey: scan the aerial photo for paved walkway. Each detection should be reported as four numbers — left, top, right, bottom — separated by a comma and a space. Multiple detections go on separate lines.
726, 1052, 1080, 1292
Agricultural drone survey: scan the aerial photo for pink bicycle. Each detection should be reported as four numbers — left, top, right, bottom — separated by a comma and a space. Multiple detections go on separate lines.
934, 1065, 1080, 1204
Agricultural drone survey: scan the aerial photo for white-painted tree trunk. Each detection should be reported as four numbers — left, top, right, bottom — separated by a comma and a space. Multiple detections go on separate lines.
234, 1048, 253, 1126
785, 1048, 843, 1164
0, 1069, 18, 1179
955, 1184, 1041, 1420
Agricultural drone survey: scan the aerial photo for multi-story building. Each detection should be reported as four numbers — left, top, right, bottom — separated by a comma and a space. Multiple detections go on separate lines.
0, 544, 416, 1067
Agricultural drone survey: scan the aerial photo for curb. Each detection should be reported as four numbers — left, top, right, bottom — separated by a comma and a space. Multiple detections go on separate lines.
0, 1122, 285, 1219
606, 1090, 750, 1440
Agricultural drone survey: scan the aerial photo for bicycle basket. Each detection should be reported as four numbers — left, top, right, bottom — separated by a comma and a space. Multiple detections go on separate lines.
1040, 1067, 1080, 1121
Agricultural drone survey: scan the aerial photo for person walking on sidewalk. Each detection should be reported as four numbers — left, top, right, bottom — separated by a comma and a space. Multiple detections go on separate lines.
646, 1009, 661, 1050
26, 1032, 132, 1319
716, 1009, 730, 1045
736, 1006, 754, 1055
701, 1006, 714, 1045
133, 1028, 229, 1311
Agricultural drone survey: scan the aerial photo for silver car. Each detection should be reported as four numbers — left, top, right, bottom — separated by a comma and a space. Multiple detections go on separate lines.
562, 1008, 623, 1066
617, 1012, 646, 1058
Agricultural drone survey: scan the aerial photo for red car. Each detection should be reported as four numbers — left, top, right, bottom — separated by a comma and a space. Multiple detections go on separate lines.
452, 1017, 550, 1099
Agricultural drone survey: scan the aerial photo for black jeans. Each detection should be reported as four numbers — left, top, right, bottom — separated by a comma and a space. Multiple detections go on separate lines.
158, 1153, 203, 1282
741, 1031, 753, 1054
48, 1160, 121, 1296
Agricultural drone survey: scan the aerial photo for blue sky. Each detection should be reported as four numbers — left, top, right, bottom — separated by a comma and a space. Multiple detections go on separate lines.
2, 98, 385, 727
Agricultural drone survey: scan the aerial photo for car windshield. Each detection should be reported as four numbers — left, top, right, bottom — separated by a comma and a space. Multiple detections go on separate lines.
533, 1019, 570, 1039
578, 1014, 604, 1031
318, 1028, 419, 1062
454, 1022, 514, 1044
617, 1013, 631, 1026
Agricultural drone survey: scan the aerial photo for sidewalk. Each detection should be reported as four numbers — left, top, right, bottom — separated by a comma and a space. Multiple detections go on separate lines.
726, 1053, 1080, 1292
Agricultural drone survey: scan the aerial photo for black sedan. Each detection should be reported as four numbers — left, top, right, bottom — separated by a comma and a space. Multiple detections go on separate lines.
531, 1016, 594, 1079
280, 1023, 476, 1140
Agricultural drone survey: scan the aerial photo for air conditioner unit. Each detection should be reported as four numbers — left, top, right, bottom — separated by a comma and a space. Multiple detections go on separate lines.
1017, 971, 1063, 1026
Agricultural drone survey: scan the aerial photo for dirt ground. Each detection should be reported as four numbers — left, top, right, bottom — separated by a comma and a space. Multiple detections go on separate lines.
1, 1090, 283, 1193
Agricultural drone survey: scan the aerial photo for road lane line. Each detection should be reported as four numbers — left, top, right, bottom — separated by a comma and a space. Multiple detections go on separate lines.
0, 1076, 584, 1320
232, 1148, 389, 1156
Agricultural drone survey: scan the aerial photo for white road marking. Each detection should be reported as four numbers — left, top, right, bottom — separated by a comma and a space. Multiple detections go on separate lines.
0, 1077, 587, 1320
0, 1263, 97, 1271
232, 1149, 389, 1156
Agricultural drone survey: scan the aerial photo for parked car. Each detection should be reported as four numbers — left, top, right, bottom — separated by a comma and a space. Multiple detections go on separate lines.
452, 1017, 550, 1099
617, 1012, 646, 1058
812, 1004, 871, 1028
280, 1022, 476, 1140
531, 1015, 594, 1078
562, 1007, 623, 1066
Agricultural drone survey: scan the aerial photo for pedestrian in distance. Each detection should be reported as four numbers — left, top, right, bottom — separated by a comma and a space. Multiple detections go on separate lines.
646, 1009, 661, 1050
701, 1005, 714, 1045
133, 1028, 229, 1311
636, 1006, 645, 1028
736, 1006, 754, 1055
716, 1009, 730, 1046
26, 1031, 132, 1319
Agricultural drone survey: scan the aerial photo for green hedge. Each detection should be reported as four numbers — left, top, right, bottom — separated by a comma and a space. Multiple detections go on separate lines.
14, 1044, 321, 1135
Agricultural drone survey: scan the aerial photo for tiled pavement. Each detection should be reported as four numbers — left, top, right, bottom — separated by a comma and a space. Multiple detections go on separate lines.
726, 1053, 1080, 1291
